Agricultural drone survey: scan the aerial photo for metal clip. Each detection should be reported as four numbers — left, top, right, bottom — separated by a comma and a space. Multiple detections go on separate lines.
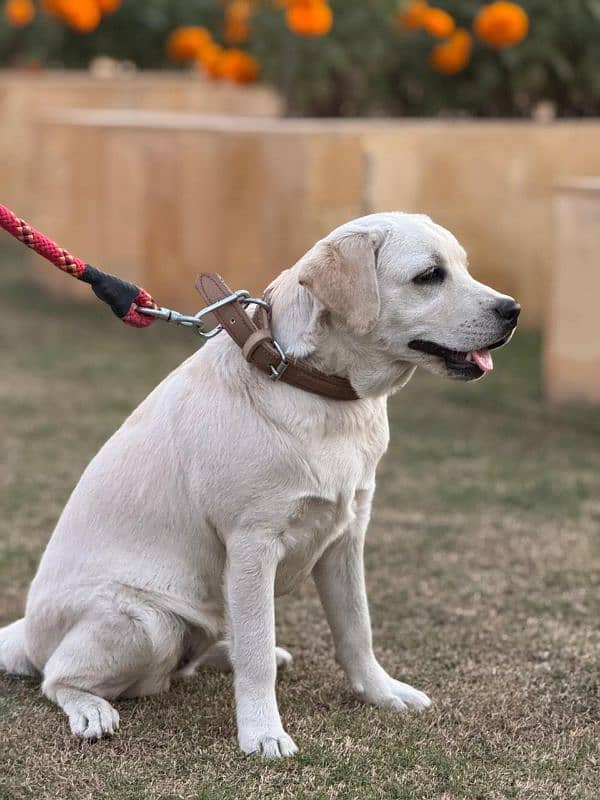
138, 290, 252, 340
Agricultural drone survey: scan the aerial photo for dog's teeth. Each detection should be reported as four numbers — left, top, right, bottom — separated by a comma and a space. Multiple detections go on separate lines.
465, 352, 473, 363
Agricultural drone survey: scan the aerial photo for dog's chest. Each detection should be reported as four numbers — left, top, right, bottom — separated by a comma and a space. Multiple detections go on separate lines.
274, 492, 357, 596
271, 411, 387, 596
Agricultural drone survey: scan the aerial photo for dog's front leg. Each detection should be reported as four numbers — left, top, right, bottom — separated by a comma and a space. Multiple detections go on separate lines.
313, 491, 431, 713
226, 535, 298, 758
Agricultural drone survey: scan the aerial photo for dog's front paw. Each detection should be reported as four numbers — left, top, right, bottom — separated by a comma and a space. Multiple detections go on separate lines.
354, 667, 431, 713
239, 728, 298, 758
67, 697, 120, 739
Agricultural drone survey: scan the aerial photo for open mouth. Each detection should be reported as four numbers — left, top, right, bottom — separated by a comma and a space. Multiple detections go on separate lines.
408, 333, 512, 379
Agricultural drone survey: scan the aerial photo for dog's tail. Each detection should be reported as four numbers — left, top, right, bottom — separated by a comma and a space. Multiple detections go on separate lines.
0, 618, 39, 677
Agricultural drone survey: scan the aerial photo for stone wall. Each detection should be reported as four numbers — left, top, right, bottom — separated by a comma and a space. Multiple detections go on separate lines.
18, 108, 600, 329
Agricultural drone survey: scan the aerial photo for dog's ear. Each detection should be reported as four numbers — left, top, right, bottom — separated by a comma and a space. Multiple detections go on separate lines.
297, 231, 382, 335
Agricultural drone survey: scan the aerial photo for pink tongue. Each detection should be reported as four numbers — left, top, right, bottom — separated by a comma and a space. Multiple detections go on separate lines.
471, 348, 494, 372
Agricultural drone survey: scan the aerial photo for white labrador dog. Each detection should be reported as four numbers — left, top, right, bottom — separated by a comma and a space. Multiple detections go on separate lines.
0, 212, 519, 757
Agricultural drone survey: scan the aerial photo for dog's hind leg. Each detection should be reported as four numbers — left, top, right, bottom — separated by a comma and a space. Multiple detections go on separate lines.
40, 605, 185, 739
0, 619, 38, 677
180, 640, 293, 676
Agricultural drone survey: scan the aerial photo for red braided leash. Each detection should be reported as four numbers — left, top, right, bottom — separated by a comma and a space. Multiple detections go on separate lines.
0, 203, 157, 328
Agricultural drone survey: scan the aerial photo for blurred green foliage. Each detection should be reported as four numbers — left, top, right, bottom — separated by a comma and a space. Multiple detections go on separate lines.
0, 1, 223, 69
382, 0, 600, 118
0, 0, 599, 117
255, 0, 600, 117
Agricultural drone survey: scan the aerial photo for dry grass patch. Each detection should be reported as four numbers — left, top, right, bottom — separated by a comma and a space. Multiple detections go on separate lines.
1, 247, 599, 799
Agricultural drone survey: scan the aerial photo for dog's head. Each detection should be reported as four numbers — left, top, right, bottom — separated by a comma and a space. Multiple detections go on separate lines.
290, 212, 519, 392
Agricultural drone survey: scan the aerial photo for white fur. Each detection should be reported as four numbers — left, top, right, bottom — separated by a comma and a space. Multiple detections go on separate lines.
0, 212, 517, 756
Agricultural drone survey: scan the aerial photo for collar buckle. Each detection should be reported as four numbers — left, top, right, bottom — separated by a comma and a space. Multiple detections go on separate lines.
269, 339, 289, 381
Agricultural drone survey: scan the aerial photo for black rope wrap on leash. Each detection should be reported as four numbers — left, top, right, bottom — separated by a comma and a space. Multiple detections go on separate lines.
80, 265, 143, 320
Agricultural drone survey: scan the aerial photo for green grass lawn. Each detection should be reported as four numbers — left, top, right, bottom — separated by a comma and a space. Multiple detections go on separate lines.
1, 245, 599, 800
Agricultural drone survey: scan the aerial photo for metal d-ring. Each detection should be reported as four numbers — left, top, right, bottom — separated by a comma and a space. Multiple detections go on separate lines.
242, 297, 270, 311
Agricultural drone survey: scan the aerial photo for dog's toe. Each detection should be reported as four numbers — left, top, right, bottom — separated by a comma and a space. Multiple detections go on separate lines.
378, 695, 410, 712
68, 711, 89, 737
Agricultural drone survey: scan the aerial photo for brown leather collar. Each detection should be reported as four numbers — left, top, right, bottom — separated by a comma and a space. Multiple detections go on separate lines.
195, 272, 359, 401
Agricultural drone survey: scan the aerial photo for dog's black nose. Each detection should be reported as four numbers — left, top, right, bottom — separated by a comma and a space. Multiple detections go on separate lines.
495, 298, 521, 325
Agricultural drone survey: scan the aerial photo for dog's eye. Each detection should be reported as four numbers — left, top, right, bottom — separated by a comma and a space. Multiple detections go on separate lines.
413, 266, 445, 285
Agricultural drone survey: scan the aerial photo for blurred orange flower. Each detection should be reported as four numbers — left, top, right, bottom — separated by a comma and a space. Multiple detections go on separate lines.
198, 42, 225, 79
396, 0, 429, 32
98, 0, 122, 14
474, 1, 529, 49
286, 0, 333, 37
167, 26, 213, 62
422, 7, 455, 39
4, 0, 35, 27
219, 48, 260, 83
52, 0, 101, 33
430, 28, 472, 74
225, 0, 252, 44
